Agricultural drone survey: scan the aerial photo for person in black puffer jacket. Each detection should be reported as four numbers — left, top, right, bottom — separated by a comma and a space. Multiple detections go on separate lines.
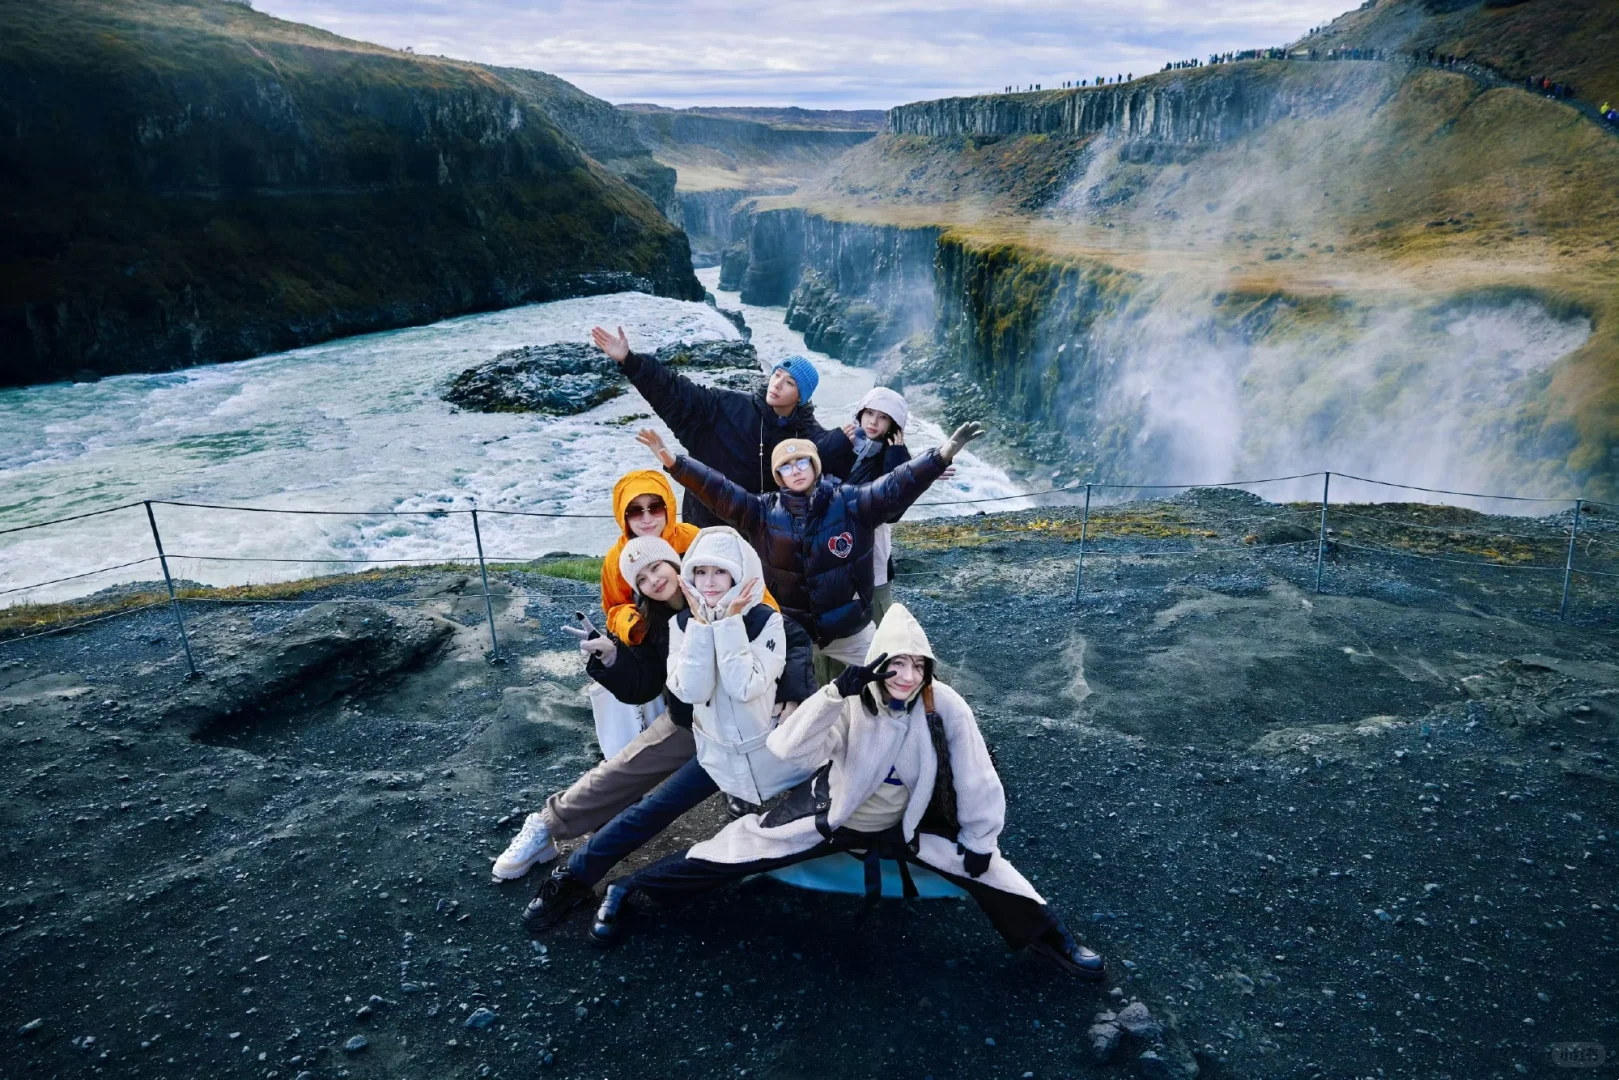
591, 326, 855, 529
635, 420, 985, 669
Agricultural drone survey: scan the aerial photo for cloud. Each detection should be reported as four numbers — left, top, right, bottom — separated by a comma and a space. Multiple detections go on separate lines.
254, 0, 1351, 108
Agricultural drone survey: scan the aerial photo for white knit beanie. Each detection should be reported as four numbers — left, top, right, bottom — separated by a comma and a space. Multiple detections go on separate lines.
619, 535, 681, 595
855, 385, 909, 432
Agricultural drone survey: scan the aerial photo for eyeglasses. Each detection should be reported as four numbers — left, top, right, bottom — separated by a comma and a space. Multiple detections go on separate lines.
625, 502, 665, 518
776, 458, 815, 477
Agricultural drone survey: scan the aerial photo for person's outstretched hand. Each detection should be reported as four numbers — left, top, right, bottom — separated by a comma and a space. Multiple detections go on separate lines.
720, 577, 760, 620
636, 428, 676, 468
591, 325, 631, 365
940, 421, 985, 463
833, 652, 895, 699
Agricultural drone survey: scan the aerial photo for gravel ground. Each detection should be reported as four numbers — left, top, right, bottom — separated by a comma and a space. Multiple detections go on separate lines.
1, 493, 1615, 1080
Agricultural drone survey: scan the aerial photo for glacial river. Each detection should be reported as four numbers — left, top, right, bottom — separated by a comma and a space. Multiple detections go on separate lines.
0, 268, 1026, 605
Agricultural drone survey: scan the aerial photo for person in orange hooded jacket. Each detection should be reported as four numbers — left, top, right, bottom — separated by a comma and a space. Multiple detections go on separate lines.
601, 469, 781, 643
600, 470, 702, 645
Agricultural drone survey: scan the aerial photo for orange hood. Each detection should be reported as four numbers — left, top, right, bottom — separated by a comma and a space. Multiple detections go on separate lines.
611, 469, 683, 542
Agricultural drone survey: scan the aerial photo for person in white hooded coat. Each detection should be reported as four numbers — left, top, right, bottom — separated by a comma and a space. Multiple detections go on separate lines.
667, 526, 814, 807
589, 603, 1105, 978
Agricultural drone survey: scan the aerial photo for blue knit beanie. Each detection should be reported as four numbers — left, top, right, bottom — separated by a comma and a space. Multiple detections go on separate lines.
772, 355, 819, 404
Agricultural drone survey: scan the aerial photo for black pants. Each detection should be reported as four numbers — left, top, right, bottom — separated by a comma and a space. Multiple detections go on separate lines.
617, 827, 1058, 948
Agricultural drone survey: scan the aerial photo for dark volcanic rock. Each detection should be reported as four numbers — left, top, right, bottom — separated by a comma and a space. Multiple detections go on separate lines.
444, 344, 626, 415
444, 339, 757, 414
167, 601, 452, 738
652, 339, 759, 370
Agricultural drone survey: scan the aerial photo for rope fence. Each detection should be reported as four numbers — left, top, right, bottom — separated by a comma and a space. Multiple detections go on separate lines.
1, 470, 1613, 670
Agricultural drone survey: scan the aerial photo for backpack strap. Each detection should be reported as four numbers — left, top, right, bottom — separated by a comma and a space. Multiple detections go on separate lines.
921, 684, 935, 715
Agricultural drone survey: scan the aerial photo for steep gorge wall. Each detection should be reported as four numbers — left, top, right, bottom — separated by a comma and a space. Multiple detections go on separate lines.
886, 63, 1361, 143
731, 207, 940, 361
0, 0, 701, 387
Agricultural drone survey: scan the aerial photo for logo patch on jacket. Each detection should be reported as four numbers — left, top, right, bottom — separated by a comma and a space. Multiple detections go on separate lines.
827, 531, 854, 559
765, 638, 776, 652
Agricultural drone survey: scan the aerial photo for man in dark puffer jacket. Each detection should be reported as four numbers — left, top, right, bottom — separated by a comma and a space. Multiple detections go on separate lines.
635, 420, 985, 667
591, 326, 855, 529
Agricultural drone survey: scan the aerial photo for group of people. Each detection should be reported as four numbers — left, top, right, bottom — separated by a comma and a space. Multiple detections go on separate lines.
488, 327, 1105, 979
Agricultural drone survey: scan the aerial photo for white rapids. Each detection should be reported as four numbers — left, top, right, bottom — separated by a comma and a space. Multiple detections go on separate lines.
0, 267, 1027, 605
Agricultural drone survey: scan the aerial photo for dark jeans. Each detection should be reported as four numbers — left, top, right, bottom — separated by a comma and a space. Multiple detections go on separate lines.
618, 827, 1058, 948
564, 756, 718, 886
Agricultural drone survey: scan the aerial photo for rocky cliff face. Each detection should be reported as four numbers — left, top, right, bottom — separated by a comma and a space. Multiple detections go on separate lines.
725, 206, 939, 362
678, 187, 789, 265
624, 110, 875, 157
0, 0, 702, 388
885, 65, 1360, 144
485, 65, 680, 219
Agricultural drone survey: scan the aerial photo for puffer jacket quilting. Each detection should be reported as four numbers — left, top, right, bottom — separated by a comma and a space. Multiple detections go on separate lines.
667, 449, 947, 646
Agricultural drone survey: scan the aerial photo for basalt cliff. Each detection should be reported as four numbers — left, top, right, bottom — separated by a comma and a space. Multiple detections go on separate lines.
0, 0, 703, 388
619, 104, 881, 266
720, 12, 1619, 501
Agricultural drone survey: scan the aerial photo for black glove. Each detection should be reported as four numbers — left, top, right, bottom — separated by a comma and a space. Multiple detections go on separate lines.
833, 652, 894, 699
958, 844, 991, 878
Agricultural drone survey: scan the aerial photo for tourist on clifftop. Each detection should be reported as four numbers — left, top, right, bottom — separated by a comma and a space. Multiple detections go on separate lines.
634, 416, 982, 671
586, 603, 1107, 980
590, 326, 855, 528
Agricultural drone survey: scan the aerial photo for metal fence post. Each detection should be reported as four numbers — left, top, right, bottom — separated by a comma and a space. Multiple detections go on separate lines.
1314, 471, 1331, 593
1559, 498, 1582, 619
470, 508, 501, 662
1072, 483, 1092, 603
143, 500, 198, 678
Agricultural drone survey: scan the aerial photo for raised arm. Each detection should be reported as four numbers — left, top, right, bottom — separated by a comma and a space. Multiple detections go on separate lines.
635, 428, 765, 534
848, 422, 985, 527
594, 326, 722, 443
765, 683, 845, 770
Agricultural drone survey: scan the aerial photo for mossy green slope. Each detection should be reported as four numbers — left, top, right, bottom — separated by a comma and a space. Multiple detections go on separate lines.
0, 0, 702, 387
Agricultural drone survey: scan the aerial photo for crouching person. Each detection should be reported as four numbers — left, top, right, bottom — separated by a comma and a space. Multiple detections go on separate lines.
522, 527, 814, 933
590, 603, 1105, 979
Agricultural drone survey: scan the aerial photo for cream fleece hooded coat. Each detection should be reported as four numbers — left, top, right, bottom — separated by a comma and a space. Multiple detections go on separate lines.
686, 602, 1043, 903
668, 527, 811, 804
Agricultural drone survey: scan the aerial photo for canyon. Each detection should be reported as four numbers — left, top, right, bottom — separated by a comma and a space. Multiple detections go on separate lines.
717, 56, 1619, 499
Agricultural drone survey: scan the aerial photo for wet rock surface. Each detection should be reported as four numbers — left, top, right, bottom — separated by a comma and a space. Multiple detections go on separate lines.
444, 339, 759, 414
1, 494, 1615, 1078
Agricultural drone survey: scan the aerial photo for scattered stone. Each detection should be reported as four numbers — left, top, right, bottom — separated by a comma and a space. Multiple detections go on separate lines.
401, 983, 421, 994
343, 1035, 369, 1054
1087, 1020, 1122, 1062
1115, 1001, 1164, 1041
18, 1018, 43, 1037
354, 1005, 373, 1021
1139, 1047, 1199, 1079
653, 341, 758, 371
465, 1008, 497, 1030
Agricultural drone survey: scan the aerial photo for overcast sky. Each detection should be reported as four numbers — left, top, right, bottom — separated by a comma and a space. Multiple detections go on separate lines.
255, 0, 1353, 110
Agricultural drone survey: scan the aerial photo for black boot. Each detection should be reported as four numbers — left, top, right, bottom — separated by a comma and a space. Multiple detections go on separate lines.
522, 865, 594, 934
1027, 923, 1105, 980
590, 883, 631, 945
725, 796, 759, 821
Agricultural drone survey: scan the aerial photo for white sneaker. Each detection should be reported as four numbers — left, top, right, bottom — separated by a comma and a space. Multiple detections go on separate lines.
491, 813, 557, 881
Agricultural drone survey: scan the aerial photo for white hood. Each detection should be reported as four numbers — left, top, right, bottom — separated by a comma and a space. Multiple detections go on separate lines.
681, 526, 765, 616
865, 601, 934, 664
855, 386, 909, 432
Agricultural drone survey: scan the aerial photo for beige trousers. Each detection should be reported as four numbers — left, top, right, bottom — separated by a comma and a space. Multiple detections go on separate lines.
538, 715, 696, 841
